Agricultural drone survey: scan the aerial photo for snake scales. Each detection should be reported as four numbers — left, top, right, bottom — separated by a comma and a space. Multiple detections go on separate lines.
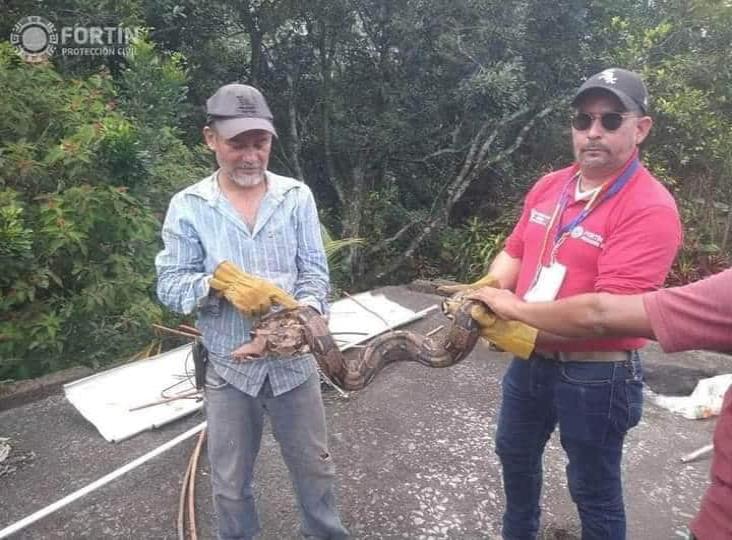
235, 299, 482, 391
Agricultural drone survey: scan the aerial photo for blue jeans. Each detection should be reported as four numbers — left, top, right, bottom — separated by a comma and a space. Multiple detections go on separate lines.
205, 369, 349, 540
496, 353, 643, 540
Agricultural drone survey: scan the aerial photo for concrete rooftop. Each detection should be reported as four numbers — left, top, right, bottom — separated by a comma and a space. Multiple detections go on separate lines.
1, 285, 729, 539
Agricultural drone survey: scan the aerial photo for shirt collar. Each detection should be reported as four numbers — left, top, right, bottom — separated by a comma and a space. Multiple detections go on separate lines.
187, 170, 301, 205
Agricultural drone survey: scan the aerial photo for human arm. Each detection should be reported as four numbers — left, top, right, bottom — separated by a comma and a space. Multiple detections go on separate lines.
643, 268, 732, 353
436, 251, 515, 296
487, 250, 522, 290
472, 268, 732, 354
155, 196, 215, 315
469, 287, 654, 340
293, 187, 330, 314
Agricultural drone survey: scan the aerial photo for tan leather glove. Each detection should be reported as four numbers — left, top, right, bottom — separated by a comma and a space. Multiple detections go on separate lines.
209, 261, 299, 317
437, 272, 501, 296
469, 303, 537, 360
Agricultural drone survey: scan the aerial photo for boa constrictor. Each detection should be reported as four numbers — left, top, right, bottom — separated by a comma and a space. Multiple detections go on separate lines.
235, 300, 482, 391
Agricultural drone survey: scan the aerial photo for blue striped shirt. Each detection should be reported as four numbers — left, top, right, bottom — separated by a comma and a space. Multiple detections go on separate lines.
155, 171, 330, 397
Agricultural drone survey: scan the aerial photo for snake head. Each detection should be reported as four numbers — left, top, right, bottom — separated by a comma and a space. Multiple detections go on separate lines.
441, 297, 479, 319
231, 308, 310, 362
231, 334, 269, 361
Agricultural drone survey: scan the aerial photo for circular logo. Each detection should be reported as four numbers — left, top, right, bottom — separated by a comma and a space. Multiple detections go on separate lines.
571, 225, 584, 239
10, 16, 58, 63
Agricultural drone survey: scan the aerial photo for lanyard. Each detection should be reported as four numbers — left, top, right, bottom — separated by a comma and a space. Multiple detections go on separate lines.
554, 156, 639, 243
537, 155, 640, 267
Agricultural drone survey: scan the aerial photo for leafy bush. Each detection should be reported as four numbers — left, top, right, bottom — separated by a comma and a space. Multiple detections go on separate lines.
0, 41, 207, 380
439, 205, 520, 283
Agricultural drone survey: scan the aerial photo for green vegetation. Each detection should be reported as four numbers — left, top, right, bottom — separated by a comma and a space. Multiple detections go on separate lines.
1, 0, 730, 379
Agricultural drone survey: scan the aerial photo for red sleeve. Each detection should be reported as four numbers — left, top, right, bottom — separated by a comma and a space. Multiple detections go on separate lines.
596, 205, 682, 294
690, 387, 732, 538
504, 187, 537, 259
642, 269, 732, 353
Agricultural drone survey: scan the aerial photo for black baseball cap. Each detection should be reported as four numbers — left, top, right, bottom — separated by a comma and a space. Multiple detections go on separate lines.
206, 84, 277, 139
572, 68, 649, 114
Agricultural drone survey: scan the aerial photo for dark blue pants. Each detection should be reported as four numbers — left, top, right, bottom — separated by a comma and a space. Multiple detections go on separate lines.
496, 353, 643, 540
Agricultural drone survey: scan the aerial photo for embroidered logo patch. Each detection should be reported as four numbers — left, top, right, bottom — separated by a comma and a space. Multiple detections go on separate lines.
236, 95, 257, 115
529, 209, 551, 227
579, 230, 603, 247
598, 69, 617, 85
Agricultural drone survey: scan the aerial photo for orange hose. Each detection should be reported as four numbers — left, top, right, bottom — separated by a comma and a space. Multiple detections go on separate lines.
187, 428, 207, 540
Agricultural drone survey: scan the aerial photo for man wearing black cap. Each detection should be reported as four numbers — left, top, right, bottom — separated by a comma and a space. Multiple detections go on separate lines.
155, 84, 349, 539
459, 69, 683, 538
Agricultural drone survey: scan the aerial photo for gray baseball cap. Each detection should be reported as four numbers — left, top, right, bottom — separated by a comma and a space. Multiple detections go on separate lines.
206, 83, 277, 139
572, 68, 649, 114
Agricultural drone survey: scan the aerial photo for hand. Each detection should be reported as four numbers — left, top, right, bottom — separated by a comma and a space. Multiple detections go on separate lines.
468, 302, 537, 360
437, 272, 500, 296
209, 261, 299, 317
468, 287, 523, 321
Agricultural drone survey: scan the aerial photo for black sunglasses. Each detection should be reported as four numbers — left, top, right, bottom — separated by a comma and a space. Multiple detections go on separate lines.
571, 112, 638, 131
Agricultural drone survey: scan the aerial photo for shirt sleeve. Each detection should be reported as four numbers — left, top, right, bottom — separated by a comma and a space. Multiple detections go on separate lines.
155, 195, 215, 315
596, 205, 682, 294
293, 187, 330, 315
642, 269, 732, 353
503, 188, 536, 259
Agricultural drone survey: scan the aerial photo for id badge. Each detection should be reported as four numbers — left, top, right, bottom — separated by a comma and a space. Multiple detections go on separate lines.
523, 262, 567, 303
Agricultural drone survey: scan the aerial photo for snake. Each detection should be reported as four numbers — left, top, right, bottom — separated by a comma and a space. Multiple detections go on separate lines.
234, 299, 482, 391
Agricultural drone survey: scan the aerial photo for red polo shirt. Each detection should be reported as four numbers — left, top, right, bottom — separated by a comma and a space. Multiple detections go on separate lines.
505, 161, 682, 352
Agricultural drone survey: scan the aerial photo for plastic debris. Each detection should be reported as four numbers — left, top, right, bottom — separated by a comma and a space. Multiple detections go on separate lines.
652, 374, 732, 420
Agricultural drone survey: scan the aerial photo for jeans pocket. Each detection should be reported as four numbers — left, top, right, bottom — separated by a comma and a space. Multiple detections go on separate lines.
204, 366, 229, 391
559, 362, 615, 385
610, 379, 644, 434
556, 380, 612, 443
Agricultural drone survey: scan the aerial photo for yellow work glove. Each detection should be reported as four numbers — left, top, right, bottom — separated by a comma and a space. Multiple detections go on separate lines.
437, 272, 500, 296
209, 261, 299, 317
469, 303, 537, 360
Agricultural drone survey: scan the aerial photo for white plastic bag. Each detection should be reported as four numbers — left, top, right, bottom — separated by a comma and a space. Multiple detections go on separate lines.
652, 373, 732, 419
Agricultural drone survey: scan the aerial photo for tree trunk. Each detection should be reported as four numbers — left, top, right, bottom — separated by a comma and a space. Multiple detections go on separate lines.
317, 22, 345, 207
721, 200, 732, 252
285, 72, 305, 181
344, 163, 367, 283
249, 31, 262, 85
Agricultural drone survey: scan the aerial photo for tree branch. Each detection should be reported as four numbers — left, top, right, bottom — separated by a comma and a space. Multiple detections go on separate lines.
365, 220, 420, 256
479, 104, 556, 170
369, 103, 557, 280
285, 71, 305, 181
316, 20, 345, 206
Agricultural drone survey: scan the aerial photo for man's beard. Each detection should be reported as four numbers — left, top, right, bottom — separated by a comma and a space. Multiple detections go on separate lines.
229, 167, 265, 187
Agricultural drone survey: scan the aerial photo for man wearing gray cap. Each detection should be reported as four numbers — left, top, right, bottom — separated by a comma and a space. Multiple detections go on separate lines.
155, 84, 349, 539
462, 68, 682, 538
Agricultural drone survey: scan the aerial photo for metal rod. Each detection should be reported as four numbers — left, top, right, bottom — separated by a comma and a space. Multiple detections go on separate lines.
318, 367, 349, 398
177, 324, 201, 336
129, 390, 201, 412
152, 324, 199, 340
680, 443, 714, 463
342, 291, 391, 328
340, 305, 439, 352
425, 325, 445, 337
0, 422, 207, 539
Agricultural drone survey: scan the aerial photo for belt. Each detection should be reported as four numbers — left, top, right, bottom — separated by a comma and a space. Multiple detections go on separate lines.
535, 350, 634, 363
